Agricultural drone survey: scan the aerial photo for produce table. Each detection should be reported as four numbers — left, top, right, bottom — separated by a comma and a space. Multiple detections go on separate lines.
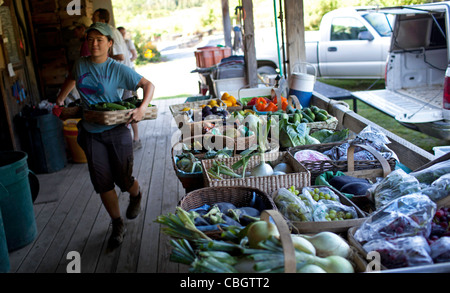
163, 88, 448, 273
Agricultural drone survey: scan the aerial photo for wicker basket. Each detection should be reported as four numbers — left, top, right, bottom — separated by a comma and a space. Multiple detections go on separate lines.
178, 186, 277, 211
169, 98, 227, 115
173, 111, 225, 137
83, 105, 158, 125
288, 142, 395, 183
172, 135, 237, 192
178, 186, 280, 242
201, 151, 311, 195
60, 106, 82, 120
272, 185, 367, 234
206, 125, 257, 151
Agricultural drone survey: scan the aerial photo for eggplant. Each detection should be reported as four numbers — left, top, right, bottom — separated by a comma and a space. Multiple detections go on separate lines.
215, 202, 237, 213
194, 217, 210, 226
221, 214, 243, 227
340, 182, 372, 196
329, 175, 370, 190
227, 207, 261, 226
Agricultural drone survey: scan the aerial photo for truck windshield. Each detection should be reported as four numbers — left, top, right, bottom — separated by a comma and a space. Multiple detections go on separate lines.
362, 13, 394, 37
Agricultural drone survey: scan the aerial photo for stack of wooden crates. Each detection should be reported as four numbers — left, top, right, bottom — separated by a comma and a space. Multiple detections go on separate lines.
27, 0, 93, 99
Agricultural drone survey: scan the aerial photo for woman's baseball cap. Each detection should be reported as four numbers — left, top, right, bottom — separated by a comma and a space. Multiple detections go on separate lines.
86, 22, 112, 37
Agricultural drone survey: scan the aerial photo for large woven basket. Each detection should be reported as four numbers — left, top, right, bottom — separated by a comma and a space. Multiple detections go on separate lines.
178, 186, 277, 211
83, 105, 158, 125
178, 186, 279, 241
201, 151, 311, 195
288, 142, 395, 183
60, 106, 82, 120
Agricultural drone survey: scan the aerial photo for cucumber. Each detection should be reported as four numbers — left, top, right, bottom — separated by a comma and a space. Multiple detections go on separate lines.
293, 113, 302, 123
302, 111, 314, 122
315, 112, 328, 121
286, 105, 295, 114
310, 105, 320, 114
105, 102, 127, 110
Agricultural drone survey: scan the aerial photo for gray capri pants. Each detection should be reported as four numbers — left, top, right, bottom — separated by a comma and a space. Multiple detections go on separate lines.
77, 122, 135, 194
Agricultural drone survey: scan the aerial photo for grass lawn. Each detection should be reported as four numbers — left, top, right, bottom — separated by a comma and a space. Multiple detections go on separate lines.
318, 78, 449, 154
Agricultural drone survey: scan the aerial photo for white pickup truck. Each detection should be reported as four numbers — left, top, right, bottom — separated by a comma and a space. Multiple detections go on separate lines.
256, 7, 393, 79
352, 2, 450, 141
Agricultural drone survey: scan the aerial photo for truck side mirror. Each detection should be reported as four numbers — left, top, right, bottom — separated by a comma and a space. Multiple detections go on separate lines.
358, 31, 374, 41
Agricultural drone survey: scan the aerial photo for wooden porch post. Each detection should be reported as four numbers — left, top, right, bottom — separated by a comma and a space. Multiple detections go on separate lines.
284, 0, 306, 79
221, 0, 232, 48
242, 0, 258, 87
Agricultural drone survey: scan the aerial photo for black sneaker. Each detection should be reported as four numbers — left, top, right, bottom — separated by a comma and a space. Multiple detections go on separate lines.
133, 140, 142, 151
108, 217, 126, 249
126, 192, 142, 219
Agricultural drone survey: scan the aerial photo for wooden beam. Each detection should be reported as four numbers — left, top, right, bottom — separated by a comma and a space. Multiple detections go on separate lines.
242, 0, 258, 87
221, 0, 232, 48
284, 0, 306, 77
311, 93, 435, 171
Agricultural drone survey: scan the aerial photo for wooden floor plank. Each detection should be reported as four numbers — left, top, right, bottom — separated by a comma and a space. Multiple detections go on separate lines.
115, 104, 161, 273
9, 163, 86, 272
7, 97, 191, 273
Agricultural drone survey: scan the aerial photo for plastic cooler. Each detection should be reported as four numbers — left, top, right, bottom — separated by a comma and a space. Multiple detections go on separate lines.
63, 119, 87, 163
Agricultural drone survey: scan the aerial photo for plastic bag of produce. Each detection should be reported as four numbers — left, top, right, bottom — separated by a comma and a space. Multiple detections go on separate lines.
369, 169, 421, 209
362, 236, 433, 269
409, 159, 450, 185
312, 200, 358, 221
302, 186, 340, 202
430, 237, 450, 263
420, 173, 450, 202
354, 193, 436, 243
293, 150, 330, 162
273, 188, 314, 222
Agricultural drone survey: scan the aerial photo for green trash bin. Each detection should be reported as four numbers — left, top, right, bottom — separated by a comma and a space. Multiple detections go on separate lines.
15, 113, 67, 174
0, 208, 10, 273
0, 151, 38, 252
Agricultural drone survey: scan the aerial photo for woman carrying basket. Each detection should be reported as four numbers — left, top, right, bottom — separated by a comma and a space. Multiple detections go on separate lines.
55, 22, 155, 248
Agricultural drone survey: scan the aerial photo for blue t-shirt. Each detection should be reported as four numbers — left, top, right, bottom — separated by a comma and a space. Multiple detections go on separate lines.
72, 57, 143, 133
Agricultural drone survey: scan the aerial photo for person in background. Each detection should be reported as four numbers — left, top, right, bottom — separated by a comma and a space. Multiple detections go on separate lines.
117, 26, 137, 68
55, 22, 155, 249
69, 16, 92, 57
93, 9, 141, 151
117, 26, 142, 150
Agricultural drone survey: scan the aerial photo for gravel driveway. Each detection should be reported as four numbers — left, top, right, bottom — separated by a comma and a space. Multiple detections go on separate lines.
135, 34, 225, 99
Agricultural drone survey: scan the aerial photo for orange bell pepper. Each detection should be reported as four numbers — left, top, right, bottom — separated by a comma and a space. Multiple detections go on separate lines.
273, 96, 289, 111
264, 102, 278, 112
255, 97, 268, 111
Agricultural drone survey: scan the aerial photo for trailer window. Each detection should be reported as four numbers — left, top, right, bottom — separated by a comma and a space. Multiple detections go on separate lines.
362, 12, 394, 37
